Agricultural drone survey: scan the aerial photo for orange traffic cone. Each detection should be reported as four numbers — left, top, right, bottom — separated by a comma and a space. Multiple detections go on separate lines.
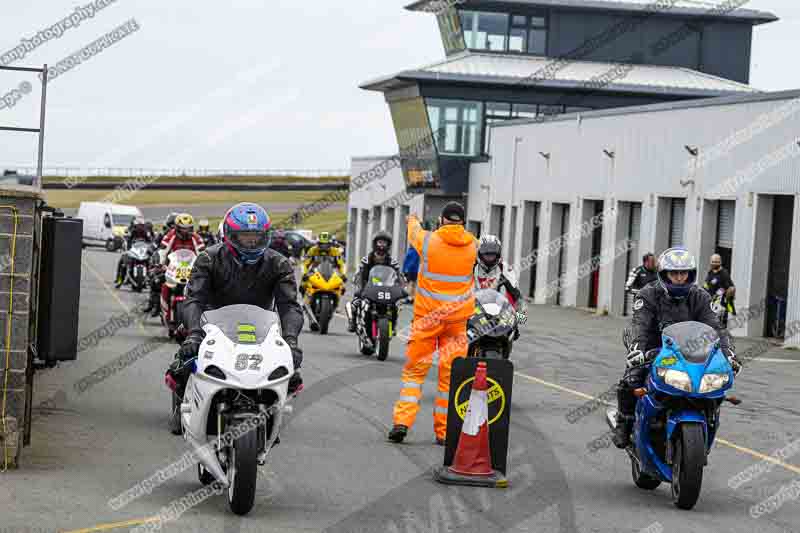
434, 361, 508, 488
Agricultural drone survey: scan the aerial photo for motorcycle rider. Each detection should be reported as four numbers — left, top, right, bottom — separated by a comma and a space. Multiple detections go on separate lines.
300, 231, 346, 293
704, 254, 736, 328
115, 217, 151, 288
196, 219, 217, 248
144, 214, 178, 314
612, 247, 742, 449
144, 213, 204, 317
165, 202, 305, 401
268, 228, 293, 259
472, 235, 528, 334
625, 252, 658, 296
347, 231, 403, 338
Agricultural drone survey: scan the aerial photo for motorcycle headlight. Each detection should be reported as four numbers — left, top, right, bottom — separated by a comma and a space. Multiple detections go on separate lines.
699, 373, 730, 393
656, 367, 692, 392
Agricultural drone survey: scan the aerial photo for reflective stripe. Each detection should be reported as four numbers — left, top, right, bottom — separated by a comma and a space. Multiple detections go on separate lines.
433, 406, 449, 415
420, 233, 473, 283
402, 382, 422, 390
417, 285, 472, 302
437, 391, 449, 400
398, 395, 420, 404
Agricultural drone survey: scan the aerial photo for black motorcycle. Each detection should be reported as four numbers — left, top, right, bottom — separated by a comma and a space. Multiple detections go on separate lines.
358, 265, 406, 361
466, 289, 518, 359
124, 240, 154, 292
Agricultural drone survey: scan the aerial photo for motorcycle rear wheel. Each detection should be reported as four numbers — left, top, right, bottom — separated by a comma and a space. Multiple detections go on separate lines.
169, 392, 182, 435
631, 456, 661, 490
227, 426, 258, 515
672, 423, 705, 510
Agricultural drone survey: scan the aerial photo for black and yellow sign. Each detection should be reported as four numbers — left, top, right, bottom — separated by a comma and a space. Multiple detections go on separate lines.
444, 358, 514, 474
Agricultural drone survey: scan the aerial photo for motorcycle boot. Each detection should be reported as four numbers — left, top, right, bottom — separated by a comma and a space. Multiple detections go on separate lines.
612, 383, 636, 449
387, 424, 408, 443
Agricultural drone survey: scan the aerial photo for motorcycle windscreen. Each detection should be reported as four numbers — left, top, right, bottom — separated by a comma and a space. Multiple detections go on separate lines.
317, 256, 336, 280
474, 289, 512, 317
129, 241, 151, 257
662, 321, 718, 364
201, 304, 280, 345
367, 265, 398, 287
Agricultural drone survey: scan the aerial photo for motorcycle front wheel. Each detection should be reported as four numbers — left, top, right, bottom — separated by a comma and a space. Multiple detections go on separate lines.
227, 425, 258, 515
671, 422, 705, 510
376, 317, 391, 361
318, 296, 332, 335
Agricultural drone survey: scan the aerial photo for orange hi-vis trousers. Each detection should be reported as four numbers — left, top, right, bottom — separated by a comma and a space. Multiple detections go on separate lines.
393, 316, 469, 440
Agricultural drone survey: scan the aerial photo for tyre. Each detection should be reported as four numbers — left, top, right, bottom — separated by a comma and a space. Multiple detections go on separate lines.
631, 457, 661, 490
198, 463, 215, 485
318, 296, 332, 335
359, 334, 375, 356
376, 317, 391, 361
671, 422, 705, 510
105, 239, 116, 252
169, 392, 182, 435
227, 423, 259, 515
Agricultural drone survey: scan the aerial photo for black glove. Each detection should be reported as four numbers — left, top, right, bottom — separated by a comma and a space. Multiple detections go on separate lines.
178, 335, 202, 362
285, 336, 303, 369
724, 348, 742, 376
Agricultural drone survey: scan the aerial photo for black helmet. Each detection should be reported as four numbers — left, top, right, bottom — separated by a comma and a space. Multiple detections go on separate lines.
164, 212, 178, 230
656, 247, 697, 300
478, 235, 502, 270
372, 231, 392, 257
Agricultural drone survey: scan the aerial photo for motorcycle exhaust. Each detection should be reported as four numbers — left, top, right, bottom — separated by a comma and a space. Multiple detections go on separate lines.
344, 301, 353, 322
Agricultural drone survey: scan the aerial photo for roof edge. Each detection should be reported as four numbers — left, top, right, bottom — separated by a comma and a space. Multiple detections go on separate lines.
491, 88, 800, 129
404, 0, 778, 25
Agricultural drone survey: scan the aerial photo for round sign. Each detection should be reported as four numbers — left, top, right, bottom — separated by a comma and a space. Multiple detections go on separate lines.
453, 376, 506, 425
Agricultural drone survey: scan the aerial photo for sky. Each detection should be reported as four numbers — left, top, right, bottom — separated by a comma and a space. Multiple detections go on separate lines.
0, 0, 797, 172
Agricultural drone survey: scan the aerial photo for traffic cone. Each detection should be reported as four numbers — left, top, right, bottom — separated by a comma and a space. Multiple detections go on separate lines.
434, 361, 508, 488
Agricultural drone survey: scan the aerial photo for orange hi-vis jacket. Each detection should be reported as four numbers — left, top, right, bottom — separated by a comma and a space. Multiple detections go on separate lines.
408, 215, 477, 322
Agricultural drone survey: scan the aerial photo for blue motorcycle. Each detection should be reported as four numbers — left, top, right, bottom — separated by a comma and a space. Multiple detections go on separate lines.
607, 321, 739, 509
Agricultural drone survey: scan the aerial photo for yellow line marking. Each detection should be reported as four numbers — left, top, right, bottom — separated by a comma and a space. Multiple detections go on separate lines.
60, 516, 160, 533
82, 256, 146, 332
716, 438, 800, 476
514, 371, 800, 476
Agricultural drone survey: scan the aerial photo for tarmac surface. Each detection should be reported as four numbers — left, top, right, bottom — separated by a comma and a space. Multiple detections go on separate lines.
3, 248, 800, 533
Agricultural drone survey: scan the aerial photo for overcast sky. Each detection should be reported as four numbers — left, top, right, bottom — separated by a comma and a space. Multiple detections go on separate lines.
1, 0, 797, 171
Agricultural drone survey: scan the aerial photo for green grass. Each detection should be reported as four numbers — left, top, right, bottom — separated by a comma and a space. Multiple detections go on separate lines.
45, 189, 348, 209
43, 175, 349, 185
202, 209, 347, 238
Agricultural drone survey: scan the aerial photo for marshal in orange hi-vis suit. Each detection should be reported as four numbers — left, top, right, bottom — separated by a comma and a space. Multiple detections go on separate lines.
390, 202, 477, 443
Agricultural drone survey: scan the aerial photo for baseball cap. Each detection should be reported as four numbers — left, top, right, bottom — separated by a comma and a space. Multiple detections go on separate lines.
441, 201, 465, 223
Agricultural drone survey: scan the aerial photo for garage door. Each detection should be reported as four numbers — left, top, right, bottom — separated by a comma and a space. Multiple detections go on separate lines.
669, 199, 686, 248
717, 200, 736, 249
625, 203, 642, 315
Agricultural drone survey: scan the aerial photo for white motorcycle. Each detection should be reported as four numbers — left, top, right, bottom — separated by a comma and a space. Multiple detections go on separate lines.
177, 304, 295, 515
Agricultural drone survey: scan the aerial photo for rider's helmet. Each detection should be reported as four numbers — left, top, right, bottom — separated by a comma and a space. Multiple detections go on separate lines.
656, 247, 697, 300
174, 213, 194, 241
164, 212, 178, 231
132, 216, 147, 237
317, 231, 332, 253
477, 235, 502, 272
223, 203, 272, 265
198, 219, 210, 233
372, 231, 392, 262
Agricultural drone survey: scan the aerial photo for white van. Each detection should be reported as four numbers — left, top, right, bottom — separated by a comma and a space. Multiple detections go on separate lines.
77, 202, 143, 251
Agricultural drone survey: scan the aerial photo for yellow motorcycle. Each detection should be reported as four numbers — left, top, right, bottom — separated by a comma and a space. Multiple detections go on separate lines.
302, 256, 345, 335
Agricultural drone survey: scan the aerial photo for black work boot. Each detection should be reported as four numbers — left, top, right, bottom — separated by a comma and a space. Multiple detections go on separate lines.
388, 424, 408, 443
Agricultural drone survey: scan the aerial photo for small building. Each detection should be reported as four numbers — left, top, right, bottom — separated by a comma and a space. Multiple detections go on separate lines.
471, 89, 800, 345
